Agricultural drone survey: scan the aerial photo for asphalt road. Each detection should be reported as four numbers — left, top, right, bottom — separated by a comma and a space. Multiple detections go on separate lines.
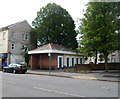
1, 71, 118, 97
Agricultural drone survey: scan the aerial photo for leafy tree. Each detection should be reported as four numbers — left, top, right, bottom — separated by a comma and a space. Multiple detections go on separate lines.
30, 29, 37, 46
21, 46, 30, 66
80, 2, 120, 72
32, 3, 78, 49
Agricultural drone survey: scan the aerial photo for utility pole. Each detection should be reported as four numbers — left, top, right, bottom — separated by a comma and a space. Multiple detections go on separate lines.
48, 53, 52, 74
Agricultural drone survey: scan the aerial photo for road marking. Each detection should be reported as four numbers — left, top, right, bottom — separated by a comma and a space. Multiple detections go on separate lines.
33, 87, 85, 97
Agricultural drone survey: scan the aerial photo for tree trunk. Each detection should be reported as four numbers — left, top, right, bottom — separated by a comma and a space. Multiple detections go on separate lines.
94, 51, 97, 64
104, 53, 109, 72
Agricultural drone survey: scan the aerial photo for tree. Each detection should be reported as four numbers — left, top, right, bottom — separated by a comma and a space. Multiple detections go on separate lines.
21, 46, 30, 66
32, 3, 78, 49
80, 2, 120, 72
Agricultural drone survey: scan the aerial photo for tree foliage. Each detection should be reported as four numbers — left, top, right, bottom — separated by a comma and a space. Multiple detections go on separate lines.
21, 46, 30, 66
80, 2, 120, 72
32, 3, 78, 49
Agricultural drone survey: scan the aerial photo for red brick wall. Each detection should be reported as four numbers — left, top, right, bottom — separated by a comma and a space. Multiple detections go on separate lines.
41, 53, 58, 70
30, 53, 63, 70
75, 63, 120, 71
30, 54, 40, 69
51, 54, 58, 69
41, 54, 49, 69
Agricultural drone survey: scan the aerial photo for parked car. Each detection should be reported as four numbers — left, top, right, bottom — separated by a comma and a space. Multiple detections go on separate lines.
3, 64, 28, 74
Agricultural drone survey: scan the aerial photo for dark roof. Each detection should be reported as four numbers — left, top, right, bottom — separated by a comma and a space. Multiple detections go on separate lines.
0, 20, 27, 30
31, 43, 72, 51
28, 43, 85, 55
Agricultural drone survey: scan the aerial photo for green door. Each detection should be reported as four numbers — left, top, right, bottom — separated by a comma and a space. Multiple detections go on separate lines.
59, 57, 62, 68
67, 57, 69, 68
76, 58, 79, 64
72, 58, 74, 67
58, 56, 63, 68
80, 58, 82, 64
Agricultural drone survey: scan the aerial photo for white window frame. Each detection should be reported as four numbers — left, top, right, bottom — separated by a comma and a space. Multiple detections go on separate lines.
25, 35, 29, 41
58, 56, 63, 68
22, 34, 25, 41
66, 56, 70, 67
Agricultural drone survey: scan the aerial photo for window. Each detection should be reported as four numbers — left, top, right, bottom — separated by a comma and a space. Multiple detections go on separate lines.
25, 35, 29, 41
3, 32, 6, 39
12, 32, 15, 38
22, 34, 25, 41
21, 45, 27, 51
11, 43, 15, 50
21, 45, 25, 51
22, 34, 29, 41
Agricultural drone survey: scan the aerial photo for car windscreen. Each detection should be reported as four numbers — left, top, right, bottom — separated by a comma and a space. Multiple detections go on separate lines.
8, 64, 21, 67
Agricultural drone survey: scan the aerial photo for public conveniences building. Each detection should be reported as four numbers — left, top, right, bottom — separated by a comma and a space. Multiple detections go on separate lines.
28, 43, 85, 70
0, 20, 35, 67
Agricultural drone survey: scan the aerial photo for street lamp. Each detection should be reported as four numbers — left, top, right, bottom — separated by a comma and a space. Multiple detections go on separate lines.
48, 53, 52, 74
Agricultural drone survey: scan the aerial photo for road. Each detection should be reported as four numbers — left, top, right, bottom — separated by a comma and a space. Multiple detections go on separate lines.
1, 71, 118, 97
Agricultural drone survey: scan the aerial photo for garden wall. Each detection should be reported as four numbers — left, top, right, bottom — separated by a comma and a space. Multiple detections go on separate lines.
75, 63, 120, 71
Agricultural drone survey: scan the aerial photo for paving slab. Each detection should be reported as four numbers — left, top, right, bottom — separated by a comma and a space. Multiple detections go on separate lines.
27, 70, 119, 82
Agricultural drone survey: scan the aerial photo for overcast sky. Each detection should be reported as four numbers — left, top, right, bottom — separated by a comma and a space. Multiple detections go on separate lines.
0, 0, 88, 29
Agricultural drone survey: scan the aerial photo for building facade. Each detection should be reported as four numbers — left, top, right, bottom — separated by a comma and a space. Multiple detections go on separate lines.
28, 43, 85, 70
87, 51, 120, 64
77, 35, 120, 64
0, 20, 35, 67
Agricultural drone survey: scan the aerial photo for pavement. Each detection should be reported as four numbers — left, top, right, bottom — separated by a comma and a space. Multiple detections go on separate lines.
26, 69, 120, 82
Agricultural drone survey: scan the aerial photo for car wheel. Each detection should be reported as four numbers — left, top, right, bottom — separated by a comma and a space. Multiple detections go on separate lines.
3, 69, 6, 72
13, 69, 17, 74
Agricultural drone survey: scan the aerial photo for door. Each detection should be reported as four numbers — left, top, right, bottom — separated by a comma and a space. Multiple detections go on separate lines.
72, 58, 74, 67
58, 56, 63, 68
80, 58, 83, 64
66, 57, 70, 68
76, 58, 79, 64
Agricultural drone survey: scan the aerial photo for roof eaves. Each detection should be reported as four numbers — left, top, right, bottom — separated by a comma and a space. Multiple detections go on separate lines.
28, 49, 85, 56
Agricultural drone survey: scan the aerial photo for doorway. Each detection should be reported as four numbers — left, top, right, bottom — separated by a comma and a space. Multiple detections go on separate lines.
58, 56, 63, 68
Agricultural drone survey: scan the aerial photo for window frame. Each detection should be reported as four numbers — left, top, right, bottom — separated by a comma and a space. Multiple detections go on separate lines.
25, 35, 29, 41
22, 34, 25, 41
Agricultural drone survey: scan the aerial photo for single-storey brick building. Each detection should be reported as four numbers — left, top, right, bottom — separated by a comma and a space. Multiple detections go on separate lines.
28, 43, 85, 70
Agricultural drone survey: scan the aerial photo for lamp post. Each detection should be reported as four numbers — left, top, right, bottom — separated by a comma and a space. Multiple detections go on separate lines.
48, 53, 52, 74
